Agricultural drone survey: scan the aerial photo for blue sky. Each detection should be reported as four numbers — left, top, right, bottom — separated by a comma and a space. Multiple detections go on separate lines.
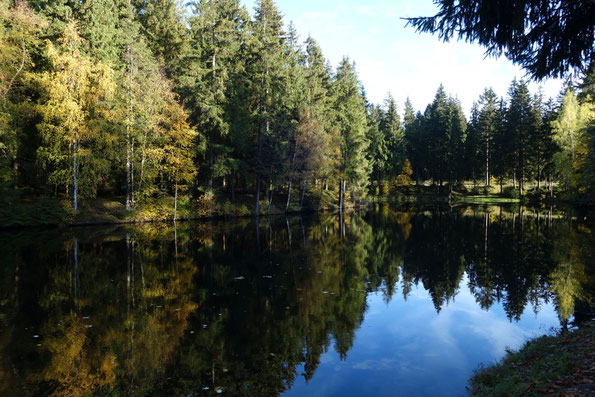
240, 0, 563, 115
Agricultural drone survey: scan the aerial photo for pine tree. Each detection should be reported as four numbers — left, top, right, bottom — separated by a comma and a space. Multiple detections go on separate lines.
425, 85, 450, 186
183, 0, 248, 190
331, 57, 369, 209
132, 0, 187, 74
403, 98, 422, 182
464, 101, 481, 184
281, 22, 308, 210
505, 79, 533, 194
248, 0, 286, 214
366, 104, 385, 186
476, 88, 499, 186
381, 93, 405, 178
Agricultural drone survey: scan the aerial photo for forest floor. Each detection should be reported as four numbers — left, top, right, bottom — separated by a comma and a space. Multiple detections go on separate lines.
468, 322, 595, 396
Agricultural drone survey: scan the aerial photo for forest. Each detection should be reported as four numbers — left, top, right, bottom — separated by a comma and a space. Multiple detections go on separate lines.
1, 0, 594, 223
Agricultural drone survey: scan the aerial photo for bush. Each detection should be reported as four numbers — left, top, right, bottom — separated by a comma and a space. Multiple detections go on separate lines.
453, 182, 468, 193
501, 186, 520, 198
221, 201, 250, 217
192, 190, 218, 217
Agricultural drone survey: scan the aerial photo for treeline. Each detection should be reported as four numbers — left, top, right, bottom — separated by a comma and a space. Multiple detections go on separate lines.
397, 80, 595, 200
1, 0, 594, 217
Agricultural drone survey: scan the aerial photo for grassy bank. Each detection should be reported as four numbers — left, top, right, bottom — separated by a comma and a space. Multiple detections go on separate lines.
367, 180, 592, 207
0, 188, 342, 228
469, 322, 595, 396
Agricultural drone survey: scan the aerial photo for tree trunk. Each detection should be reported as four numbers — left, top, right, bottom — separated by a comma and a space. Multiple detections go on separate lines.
286, 176, 293, 212
485, 137, 490, 186
126, 130, 132, 210
174, 175, 178, 221
125, 43, 134, 211
209, 27, 217, 189
208, 128, 214, 189
300, 179, 307, 207
72, 141, 78, 211
73, 238, 79, 304
286, 146, 296, 212
267, 181, 273, 213
255, 176, 261, 215
537, 165, 541, 190
231, 176, 235, 202
520, 166, 524, 195
338, 180, 343, 211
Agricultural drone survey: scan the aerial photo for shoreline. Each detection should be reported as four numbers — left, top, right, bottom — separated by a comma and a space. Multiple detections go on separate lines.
469, 322, 595, 396
1, 192, 591, 230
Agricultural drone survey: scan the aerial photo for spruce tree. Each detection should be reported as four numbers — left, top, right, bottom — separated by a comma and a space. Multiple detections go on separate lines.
506, 79, 533, 193
476, 88, 499, 186
331, 57, 369, 208
184, 0, 248, 190
248, 0, 286, 214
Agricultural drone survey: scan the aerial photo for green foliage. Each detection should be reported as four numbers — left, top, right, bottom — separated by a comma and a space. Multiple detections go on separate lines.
1, 0, 594, 223
36, 22, 115, 206
406, 0, 595, 80
221, 200, 250, 217
332, 57, 370, 200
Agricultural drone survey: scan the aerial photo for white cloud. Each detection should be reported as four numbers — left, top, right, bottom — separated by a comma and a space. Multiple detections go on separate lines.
241, 0, 563, 116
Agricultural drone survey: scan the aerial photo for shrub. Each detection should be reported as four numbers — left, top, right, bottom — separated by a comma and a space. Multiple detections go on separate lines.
501, 186, 520, 198
221, 201, 250, 217
193, 190, 218, 217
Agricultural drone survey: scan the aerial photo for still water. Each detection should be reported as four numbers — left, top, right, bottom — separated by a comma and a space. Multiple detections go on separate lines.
0, 205, 592, 396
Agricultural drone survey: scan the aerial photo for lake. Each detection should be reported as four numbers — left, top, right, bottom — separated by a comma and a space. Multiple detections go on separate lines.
0, 204, 592, 396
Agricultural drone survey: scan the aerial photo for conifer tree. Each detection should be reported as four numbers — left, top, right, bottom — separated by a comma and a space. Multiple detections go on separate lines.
505, 79, 533, 193
132, 0, 187, 74
464, 102, 481, 184
366, 104, 385, 186
249, 0, 286, 214
184, 0, 248, 190
282, 22, 308, 210
476, 88, 499, 185
403, 98, 423, 182
381, 93, 405, 179
331, 57, 369, 209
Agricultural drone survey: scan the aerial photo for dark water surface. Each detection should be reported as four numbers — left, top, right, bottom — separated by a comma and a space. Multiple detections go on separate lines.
1, 205, 593, 396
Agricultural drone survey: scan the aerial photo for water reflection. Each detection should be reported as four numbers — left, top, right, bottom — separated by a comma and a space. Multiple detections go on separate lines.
0, 205, 592, 396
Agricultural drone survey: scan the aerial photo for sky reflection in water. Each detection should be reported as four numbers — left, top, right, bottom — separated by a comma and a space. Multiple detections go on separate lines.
285, 274, 558, 397
0, 205, 590, 396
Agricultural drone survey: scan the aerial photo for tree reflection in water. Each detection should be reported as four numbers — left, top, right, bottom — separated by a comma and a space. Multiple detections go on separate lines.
0, 205, 592, 396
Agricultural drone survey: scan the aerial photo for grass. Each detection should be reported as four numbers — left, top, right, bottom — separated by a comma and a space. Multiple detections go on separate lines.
453, 195, 521, 204
468, 322, 595, 396
0, 189, 73, 227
